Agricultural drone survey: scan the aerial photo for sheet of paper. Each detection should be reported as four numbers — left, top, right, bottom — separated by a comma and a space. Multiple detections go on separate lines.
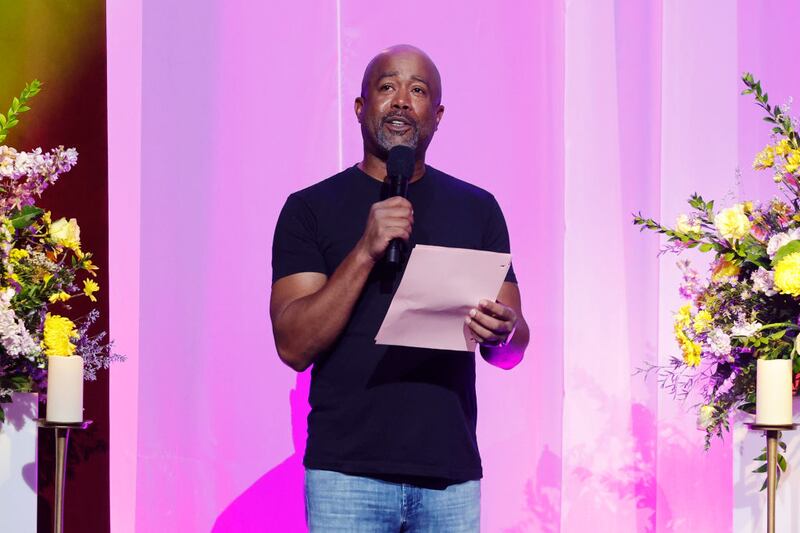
375, 244, 511, 352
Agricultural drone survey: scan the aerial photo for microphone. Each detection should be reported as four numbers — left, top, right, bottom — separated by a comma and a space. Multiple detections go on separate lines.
385, 145, 415, 265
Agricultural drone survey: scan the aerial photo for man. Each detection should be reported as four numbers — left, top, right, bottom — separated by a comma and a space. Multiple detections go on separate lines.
270, 45, 529, 532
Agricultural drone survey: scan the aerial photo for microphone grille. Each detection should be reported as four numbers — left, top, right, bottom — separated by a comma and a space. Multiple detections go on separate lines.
387, 145, 415, 179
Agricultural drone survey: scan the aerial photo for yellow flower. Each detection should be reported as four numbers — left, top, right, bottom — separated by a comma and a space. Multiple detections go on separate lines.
693, 310, 713, 333
42, 313, 79, 356
42, 211, 52, 225
785, 150, 800, 174
43, 273, 53, 284
48, 291, 71, 303
49, 217, 81, 252
674, 304, 693, 329
674, 328, 702, 367
711, 258, 740, 282
775, 139, 793, 156
753, 145, 775, 170
9, 248, 29, 262
82, 259, 98, 277
714, 204, 751, 241
82, 279, 99, 302
774, 251, 800, 297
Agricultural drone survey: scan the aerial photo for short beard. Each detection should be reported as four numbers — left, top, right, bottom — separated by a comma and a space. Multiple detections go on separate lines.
375, 122, 419, 153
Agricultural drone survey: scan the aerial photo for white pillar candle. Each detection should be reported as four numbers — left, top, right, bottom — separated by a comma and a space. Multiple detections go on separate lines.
756, 358, 793, 426
46, 356, 84, 423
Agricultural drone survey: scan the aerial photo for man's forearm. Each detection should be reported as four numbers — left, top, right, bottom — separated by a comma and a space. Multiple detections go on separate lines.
479, 317, 529, 370
274, 244, 375, 371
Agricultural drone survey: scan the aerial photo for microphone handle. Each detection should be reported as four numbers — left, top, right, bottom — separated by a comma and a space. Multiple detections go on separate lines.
386, 238, 403, 265
384, 173, 408, 266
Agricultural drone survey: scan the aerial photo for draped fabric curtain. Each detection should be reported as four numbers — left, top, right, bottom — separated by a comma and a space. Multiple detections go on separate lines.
107, 1, 800, 531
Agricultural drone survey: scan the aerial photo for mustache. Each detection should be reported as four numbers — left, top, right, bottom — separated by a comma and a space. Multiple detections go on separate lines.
381, 112, 417, 127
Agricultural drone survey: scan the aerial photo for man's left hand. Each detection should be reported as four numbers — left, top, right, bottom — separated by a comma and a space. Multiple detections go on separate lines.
465, 299, 517, 347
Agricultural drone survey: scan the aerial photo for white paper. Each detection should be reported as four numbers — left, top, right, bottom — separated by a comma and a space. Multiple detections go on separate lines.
375, 244, 511, 351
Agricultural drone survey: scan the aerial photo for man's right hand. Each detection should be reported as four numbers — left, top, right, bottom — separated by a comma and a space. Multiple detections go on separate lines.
357, 196, 414, 262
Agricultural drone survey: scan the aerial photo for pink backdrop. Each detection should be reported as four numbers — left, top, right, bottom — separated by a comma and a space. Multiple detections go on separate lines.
105, 1, 800, 531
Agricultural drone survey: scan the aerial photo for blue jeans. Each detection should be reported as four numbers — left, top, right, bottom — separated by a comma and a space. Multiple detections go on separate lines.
305, 468, 480, 532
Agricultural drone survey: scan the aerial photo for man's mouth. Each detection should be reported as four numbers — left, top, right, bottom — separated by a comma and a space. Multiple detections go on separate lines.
383, 116, 414, 134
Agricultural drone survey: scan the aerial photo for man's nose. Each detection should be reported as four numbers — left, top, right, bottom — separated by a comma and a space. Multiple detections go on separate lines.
391, 90, 410, 109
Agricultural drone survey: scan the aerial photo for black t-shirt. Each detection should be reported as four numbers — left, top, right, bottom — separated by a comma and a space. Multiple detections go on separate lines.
272, 164, 516, 482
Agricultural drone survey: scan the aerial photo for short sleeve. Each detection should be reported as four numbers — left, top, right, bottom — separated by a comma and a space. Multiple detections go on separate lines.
272, 194, 328, 283
483, 195, 517, 283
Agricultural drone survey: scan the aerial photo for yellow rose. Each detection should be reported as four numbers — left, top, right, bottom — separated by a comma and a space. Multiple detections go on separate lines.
774, 251, 800, 297
714, 204, 751, 241
753, 145, 775, 170
42, 313, 79, 356
50, 218, 81, 251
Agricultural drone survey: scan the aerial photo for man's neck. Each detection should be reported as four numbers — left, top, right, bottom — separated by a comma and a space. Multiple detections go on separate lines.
358, 151, 427, 183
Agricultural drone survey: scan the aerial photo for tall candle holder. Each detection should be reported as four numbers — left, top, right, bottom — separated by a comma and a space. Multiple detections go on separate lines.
746, 423, 798, 533
37, 419, 92, 533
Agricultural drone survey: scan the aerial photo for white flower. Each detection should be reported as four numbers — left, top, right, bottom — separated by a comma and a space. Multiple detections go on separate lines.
767, 228, 800, 258
731, 321, 762, 337
64, 148, 78, 166
707, 328, 732, 358
697, 404, 716, 430
751, 268, 777, 296
0, 294, 39, 359
676, 214, 701, 234
14, 151, 34, 175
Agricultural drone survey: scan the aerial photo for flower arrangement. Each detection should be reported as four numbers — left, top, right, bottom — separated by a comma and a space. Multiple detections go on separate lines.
634, 73, 800, 486
0, 80, 123, 423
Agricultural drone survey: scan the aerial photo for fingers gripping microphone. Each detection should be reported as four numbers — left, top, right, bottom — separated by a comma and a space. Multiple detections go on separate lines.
385, 145, 415, 265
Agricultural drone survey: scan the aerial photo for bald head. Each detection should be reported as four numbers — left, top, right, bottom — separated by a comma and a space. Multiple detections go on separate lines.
360, 45, 442, 106
355, 44, 445, 161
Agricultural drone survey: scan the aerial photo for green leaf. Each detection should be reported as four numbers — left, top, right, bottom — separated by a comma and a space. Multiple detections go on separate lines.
9, 206, 44, 229
753, 464, 768, 473
699, 243, 714, 252
778, 454, 788, 471
755, 452, 767, 461
772, 240, 800, 266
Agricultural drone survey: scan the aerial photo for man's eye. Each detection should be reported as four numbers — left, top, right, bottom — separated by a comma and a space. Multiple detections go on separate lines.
380, 84, 393, 91
412, 87, 426, 94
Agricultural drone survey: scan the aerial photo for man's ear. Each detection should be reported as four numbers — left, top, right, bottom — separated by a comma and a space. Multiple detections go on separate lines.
354, 97, 364, 123
434, 104, 445, 131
